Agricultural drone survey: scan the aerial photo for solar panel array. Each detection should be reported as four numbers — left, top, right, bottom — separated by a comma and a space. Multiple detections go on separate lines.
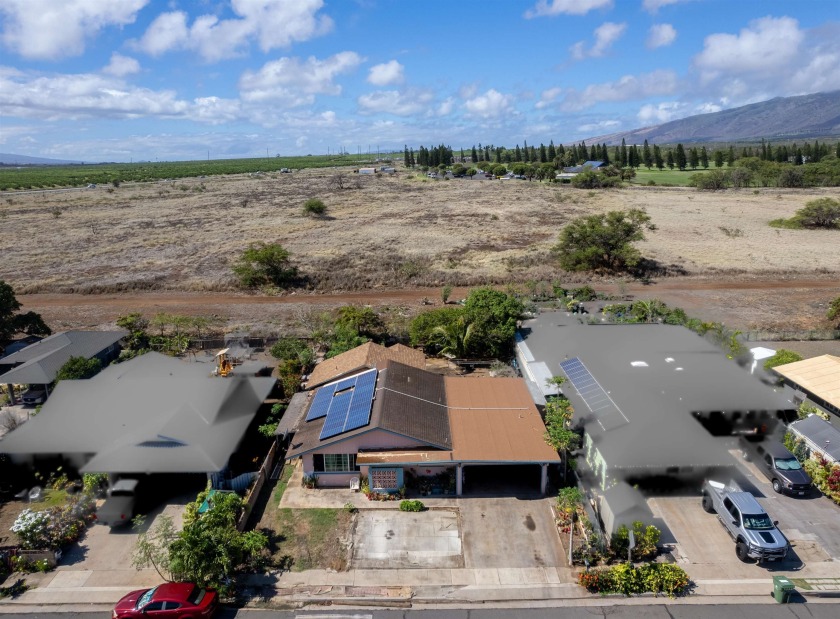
558, 357, 629, 431
304, 368, 378, 440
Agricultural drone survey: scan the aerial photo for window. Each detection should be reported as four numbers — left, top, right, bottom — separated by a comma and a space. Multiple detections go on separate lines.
313, 454, 358, 472
163, 602, 181, 610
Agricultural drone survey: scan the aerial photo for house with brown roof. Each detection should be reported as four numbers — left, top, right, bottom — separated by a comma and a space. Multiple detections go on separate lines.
305, 341, 425, 389
772, 354, 840, 418
286, 359, 561, 495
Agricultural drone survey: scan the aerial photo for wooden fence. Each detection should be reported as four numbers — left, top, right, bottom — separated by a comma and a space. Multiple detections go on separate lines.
237, 440, 279, 532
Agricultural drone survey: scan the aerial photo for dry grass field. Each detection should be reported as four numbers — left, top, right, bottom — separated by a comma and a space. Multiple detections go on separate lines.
2, 168, 838, 332
2, 168, 838, 294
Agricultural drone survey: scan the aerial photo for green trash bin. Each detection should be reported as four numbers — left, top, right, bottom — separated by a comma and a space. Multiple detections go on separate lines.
773, 575, 795, 603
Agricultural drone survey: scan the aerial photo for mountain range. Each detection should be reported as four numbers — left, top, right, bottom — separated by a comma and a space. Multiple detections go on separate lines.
587, 90, 840, 146
0, 153, 85, 165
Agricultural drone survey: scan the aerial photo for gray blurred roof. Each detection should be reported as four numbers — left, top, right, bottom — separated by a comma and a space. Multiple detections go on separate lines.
790, 414, 840, 461
0, 330, 127, 385
519, 312, 794, 470
0, 352, 275, 474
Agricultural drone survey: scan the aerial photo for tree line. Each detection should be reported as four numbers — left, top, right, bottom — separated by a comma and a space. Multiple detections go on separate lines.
405, 138, 840, 173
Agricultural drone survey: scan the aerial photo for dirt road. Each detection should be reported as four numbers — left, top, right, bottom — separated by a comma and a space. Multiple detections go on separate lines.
19, 276, 840, 333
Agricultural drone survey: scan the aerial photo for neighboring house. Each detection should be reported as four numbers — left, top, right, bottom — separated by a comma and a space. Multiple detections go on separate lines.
772, 354, 840, 418
789, 414, 840, 463
0, 330, 127, 404
560, 160, 604, 175
0, 352, 275, 482
305, 341, 425, 389
517, 311, 794, 490
285, 358, 561, 495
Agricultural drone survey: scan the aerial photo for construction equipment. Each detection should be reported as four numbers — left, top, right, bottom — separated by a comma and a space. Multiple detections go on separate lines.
215, 348, 234, 377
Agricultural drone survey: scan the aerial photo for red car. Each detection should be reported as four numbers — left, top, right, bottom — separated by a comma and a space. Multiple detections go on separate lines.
112, 583, 217, 618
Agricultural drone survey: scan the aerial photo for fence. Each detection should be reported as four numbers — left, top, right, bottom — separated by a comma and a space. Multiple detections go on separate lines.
237, 440, 279, 532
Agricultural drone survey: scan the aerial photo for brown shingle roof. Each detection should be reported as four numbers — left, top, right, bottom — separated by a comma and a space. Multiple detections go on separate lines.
306, 342, 425, 389
445, 376, 561, 463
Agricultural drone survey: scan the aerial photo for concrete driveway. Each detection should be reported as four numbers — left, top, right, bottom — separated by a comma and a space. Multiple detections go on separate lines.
352, 509, 462, 569
460, 496, 564, 569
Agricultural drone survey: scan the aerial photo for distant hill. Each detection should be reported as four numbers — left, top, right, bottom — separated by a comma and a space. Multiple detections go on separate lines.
588, 91, 840, 146
0, 153, 85, 165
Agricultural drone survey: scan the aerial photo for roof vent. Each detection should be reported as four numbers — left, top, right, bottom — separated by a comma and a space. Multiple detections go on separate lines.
631, 361, 648, 367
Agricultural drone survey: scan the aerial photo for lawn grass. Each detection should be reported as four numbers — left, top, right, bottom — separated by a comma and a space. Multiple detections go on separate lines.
629, 168, 703, 186
271, 463, 294, 507
271, 507, 351, 571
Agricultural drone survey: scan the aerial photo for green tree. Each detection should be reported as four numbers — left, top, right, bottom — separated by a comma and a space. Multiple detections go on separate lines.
168, 491, 267, 594
408, 307, 463, 351
714, 150, 724, 168
466, 167, 477, 178
792, 198, 840, 229
764, 349, 803, 371
325, 323, 369, 358
553, 209, 655, 273
544, 397, 579, 481
642, 140, 653, 170
653, 145, 664, 170
335, 305, 385, 340
233, 242, 299, 288
666, 150, 675, 170
55, 356, 102, 382
0, 280, 51, 343
302, 197, 327, 217
431, 315, 474, 358
675, 144, 687, 170
700, 146, 709, 169
270, 337, 314, 369
462, 288, 524, 358
828, 296, 840, 326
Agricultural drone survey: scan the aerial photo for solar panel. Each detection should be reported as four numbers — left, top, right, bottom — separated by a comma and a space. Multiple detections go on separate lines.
318, 368, 378, 440
305, 387, 333, 421
558, 357, 629, 431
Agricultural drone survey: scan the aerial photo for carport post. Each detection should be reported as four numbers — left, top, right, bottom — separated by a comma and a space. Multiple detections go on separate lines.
540, 463, 548, 495
456, 464, 463, 496
5, 384, 16, 405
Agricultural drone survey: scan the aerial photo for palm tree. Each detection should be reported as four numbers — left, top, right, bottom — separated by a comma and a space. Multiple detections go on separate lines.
431, 317, 474, 358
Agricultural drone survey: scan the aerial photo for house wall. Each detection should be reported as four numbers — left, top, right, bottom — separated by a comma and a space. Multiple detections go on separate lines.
300, 429, 435, 488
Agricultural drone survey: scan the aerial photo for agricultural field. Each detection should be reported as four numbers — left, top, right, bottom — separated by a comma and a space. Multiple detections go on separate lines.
0, 153, 396, 191
629, 169, 701, 186
2, 167, 838, 332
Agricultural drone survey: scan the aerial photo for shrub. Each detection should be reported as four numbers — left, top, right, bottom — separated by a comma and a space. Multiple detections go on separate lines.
302, 197, 327, 217
577, 562, 691, 598
233, 242, 299, 289
763, 349, 803, 371
399, 500, 425, 512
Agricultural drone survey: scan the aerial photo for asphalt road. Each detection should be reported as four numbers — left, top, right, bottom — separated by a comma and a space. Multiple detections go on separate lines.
7, 605, 840, 619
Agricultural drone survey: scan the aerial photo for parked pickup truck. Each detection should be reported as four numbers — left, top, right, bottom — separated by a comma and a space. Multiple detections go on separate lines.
702, 479, 790, 563
95, 479, 139, 527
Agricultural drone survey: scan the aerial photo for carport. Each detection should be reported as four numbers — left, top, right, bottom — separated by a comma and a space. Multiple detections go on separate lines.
462, 463, 544, 495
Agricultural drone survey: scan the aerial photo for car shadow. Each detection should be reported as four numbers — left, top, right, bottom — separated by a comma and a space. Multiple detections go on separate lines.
763, 547, 805, 572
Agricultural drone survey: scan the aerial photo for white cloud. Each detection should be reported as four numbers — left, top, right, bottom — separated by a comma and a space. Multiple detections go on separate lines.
570, 22, 626, 59
464, 89, 514, 118
136, 11, 188, 56
690, 17, 840, 101
103, 53, 141, 77
562, 69, 678, 110
239, 52, 363, 106
367, 60, 404, 86
0, 0, 148, 59
577, 119, 620, 133
637, 101, 686, 124
694, 17, 802, 81
357, 89, 434, 116
296, 136, 308, 148
535, 87, 562, 109
135, 0, 333, 62
437, 97, 455, 116
0, 70, 191, 120
647, 23, 676, 49
643, 0, 687, 13
525, 0, 613, 19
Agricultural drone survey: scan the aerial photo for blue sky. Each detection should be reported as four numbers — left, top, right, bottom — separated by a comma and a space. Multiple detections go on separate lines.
1, 0, 838, 162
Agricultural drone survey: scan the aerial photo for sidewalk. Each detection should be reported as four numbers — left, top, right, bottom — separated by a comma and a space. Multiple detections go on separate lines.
3, 565, 840, 613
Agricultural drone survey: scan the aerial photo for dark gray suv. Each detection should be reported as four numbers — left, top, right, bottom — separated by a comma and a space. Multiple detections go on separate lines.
739, 436, 812, 496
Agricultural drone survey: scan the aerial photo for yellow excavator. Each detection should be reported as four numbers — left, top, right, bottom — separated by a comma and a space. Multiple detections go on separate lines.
215, 348, 234, 377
